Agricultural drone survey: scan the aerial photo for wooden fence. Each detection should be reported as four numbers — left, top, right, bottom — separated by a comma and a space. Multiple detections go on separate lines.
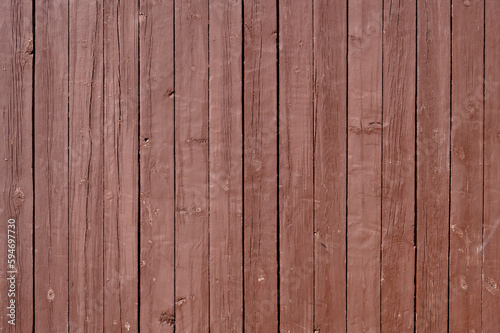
1, 0, 499, 331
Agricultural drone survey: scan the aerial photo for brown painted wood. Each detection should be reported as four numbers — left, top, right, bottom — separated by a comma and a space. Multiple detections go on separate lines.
8, 2, 500, 330
174, 0, 210, 331
483, 0, 500, 330
103, 0, 139, 330
416, 1, 450, 331
209, 0, 243, 331
449, 0, 484, 332
313, 0, 347, 331
34, 0, 69, 331
278, 0, 314, 331
381, 1, 416, 331
0, 0, 33, 331
139, 0, 175, 331
68, 0, 104, 331
243, 0, 279, 330
347, 0, 382, 331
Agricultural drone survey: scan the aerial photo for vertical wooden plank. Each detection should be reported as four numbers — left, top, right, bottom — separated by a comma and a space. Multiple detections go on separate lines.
243, 0, 278, 330
381, 1, 416, 331
34, 0, 69, 331
0, 0, 33, 330
103, 0, 139, 330
174, 0, 209, 331
68, 0, 104, 331
416, 1, 451, 331
449, 0, 484, 331
347, 0, 382, 331
279, 0, 314, 331
209, 0, 243, 331
483, 0, 500, 330
139, 0, 175, 331
313, 0, 347, 331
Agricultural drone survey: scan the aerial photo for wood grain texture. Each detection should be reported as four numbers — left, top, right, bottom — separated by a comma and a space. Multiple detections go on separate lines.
483, 0, 500, 330
68, 0, 104, 331
347, 0, 382, 331
243, 0, 279, 330
139, 0, 175, 332
313, 0, 347, 331
449, 0, 484, 332
381, 0, 416, 331
209, 0, 243, 331
0, 0, 33, 331
416, 1, 450, 331
279, 0, 314, 331
34, 0, 69, 331
103, 0, 139, 330
174, 0, 210, 331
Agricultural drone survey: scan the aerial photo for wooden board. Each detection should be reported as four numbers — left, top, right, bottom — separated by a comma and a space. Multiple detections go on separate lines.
483, 0, 500, 330
449, 0, 484, 331
68, 0, 104, 331
0, 0, 33, 331
34, 0, 69, 331
381, 0, 416, 331
243, 0, 279, 330
313, 0, 347, 331
278, 0, 314, 331
347, 0, 383, 331
174, 0, 210, 331
209, 0, 243, 331
416, 1, 451, 331
103, 0, 139, 330
139, 0, 175, 331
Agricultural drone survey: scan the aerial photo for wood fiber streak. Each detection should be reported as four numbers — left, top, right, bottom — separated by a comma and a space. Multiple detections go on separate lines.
381, 0, 416, 331
174, 0, 210, 331
416, 1, 450, 331
483, 0, 500, 330
347, 0, 382, 331
0, 0, 33, 331
209, 0, 243, 331
139, 0, 175, 332
34, 0, 69, 331
313, 0, 347, 331
68, 0, 104, 331
278, 0, 314, 331
243, 0, 279, 331
449, 0, 484, 332
103, 0, 139, 330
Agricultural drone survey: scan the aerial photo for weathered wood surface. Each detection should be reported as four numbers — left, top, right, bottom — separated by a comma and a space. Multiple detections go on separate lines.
3, 0, 499, 331
0, 0, 33, 331
449, 1, 484, 332
381, 0, 416, 331
347, 0, 383, 331
313, 0, 347, 331
416, 1, 451, 331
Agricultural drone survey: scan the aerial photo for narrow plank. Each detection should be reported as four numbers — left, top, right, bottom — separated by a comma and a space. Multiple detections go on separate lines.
381, 1, 416, 331
243, 0, 279, 330
0, 0, 33, 330
347, 0, 383, 331
449, 0, 484, 331
416, 1, 451, 331
139, 0, 175, 331
209, 0, 243, 331
174, 0, 210, 331
68, 0, 104, 331
34, 0, 69, 331
103, 0, 139, 330
279, 0, 314, 331
313, 0, 347, 331
483, 0, 500, 330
